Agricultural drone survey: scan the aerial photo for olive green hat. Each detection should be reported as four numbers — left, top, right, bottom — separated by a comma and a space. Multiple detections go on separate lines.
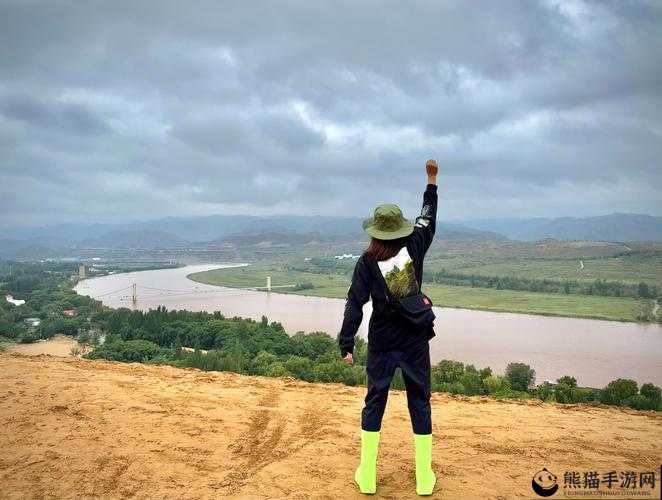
362, 203, 414, 240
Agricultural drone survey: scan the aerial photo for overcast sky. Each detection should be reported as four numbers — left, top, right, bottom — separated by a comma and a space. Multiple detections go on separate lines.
1, 0, 661, 227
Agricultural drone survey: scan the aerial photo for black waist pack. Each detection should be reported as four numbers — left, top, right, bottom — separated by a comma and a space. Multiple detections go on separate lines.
387, 292, 436, 329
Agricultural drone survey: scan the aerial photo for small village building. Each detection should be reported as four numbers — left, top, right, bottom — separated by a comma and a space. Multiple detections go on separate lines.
5, 295, 26, 306
333, 254, 360, 260
63, 309, 77, 317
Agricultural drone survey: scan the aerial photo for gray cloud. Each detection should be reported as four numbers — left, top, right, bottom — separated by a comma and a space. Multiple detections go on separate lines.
1, 0, 661, 227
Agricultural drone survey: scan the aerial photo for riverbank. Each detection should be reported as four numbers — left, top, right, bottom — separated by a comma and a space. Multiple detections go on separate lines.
74, 264, 662, 386
188, 265, 654, 323
1, 353, 660, 499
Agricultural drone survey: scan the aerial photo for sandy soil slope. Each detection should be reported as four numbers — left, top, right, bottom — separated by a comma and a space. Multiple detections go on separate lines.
5, 335, 89, 357
0, 353, 660, 499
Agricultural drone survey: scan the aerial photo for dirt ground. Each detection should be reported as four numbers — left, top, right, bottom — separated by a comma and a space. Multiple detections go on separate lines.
0, 348, 660, 499
5, 334, 90, 357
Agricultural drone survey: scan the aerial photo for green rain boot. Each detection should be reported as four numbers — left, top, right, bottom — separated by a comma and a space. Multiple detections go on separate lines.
414, 434, 436, 495
354, 430, 380, 494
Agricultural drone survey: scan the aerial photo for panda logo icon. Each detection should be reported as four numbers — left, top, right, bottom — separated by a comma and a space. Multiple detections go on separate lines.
532, 467, 558, 497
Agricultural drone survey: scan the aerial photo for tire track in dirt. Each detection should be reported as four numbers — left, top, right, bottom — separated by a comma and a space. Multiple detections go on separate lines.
4, 355, 661, 499
216, 385, 335, 495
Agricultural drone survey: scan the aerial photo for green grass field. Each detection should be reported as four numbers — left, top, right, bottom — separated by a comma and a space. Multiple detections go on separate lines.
425, 253, 662, 288
189, 264, 655, 322
423, 285, 646, 321
189, 263, 348, 291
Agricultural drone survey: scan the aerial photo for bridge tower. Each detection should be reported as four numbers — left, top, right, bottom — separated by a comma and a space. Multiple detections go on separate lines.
266, 276, 271, 292
132, 283, 137, 308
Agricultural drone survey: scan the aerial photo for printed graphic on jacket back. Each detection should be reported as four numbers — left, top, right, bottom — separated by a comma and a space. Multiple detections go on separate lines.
377, 246, 419, 298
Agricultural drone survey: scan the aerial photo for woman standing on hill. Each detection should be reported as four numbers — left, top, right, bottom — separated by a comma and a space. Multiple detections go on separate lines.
339, 159, 439, 496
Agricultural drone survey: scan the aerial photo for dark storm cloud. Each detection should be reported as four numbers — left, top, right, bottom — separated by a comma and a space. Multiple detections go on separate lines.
0, 0, 661, 227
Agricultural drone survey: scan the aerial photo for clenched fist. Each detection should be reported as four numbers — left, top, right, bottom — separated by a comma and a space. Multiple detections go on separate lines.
426, 159, 438, 184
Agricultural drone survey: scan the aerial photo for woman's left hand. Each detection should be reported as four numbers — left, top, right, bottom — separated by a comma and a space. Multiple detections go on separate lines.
343, 353, 354, 365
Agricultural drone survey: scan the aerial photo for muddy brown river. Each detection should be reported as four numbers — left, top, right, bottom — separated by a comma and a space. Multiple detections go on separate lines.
74, 264, 662, 388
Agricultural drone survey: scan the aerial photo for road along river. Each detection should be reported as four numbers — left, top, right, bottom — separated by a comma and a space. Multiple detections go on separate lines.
75, 264, 662, 387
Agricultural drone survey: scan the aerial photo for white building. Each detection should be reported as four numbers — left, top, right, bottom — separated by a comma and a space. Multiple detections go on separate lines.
333, 254, 360, 260
25, 318, 41, 327
5, 295, 25, 306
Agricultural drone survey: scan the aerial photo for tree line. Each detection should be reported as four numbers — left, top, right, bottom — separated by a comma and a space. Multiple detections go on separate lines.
86, 307, 662, 412
0, 261, 101, 343
423, 269, 659, 299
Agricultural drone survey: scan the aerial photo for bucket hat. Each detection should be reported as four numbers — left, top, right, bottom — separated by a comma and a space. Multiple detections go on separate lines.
362, 203, 414, 240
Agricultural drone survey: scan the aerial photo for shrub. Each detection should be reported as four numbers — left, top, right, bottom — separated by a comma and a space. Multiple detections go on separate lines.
0, 319, 23, 339
284, 355, 314, 381
313, 360, 349, 383
556, 375, 577, 388
459, 371, 485, 396
85, 339, 164, 362
536, 381, 554, 401
572, 387, 598, 403
344, 365, 367, 387
623, 394, 654, 410
265, 362, 288, 377
432, 381, 452, 393
640, 383, 662, 408
505, 362, 535, 391
432, 359, 464, 384
484, 375, 510, 395
449, 382, 466, 395
145, 353, 175, 366
601, 378, 638, 406
251, 351, 279, 375
18, 330, 40, 343
554, 383, 574, 404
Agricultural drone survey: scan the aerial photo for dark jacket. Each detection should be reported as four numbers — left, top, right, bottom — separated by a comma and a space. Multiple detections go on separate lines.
339, 184, 438, 357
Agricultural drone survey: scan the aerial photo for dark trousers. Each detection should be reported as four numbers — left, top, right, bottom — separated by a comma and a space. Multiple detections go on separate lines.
361, 340, 432, 435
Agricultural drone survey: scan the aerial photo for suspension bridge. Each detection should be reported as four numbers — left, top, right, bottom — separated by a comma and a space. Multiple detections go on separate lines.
90, 276, 295, 307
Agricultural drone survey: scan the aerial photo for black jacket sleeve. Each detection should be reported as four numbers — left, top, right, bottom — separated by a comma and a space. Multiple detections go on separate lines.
338, 255, 371, 357
409, 184, 438, 260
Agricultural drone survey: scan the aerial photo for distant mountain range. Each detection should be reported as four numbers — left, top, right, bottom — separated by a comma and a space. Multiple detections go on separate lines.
77, 230, 189, 250
213, 223, 506, 248
460, 213, 662, 242
1, 213, 660, 258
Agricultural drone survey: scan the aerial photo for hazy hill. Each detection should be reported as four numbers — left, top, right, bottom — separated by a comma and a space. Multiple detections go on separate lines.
3, 213, 661, 258
1, 217, 506, 251
0, 238, 65, 259
213, 223, 505, 248
213, 230, 340, 247
461, 213, 662, 242
76, 230, 189, 249
1, 216, 361, 245
438, 224, 507, 242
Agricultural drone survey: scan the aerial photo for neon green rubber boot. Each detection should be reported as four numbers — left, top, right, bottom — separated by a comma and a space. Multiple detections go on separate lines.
414, 434, 436, 495
354, 430, 380, 494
